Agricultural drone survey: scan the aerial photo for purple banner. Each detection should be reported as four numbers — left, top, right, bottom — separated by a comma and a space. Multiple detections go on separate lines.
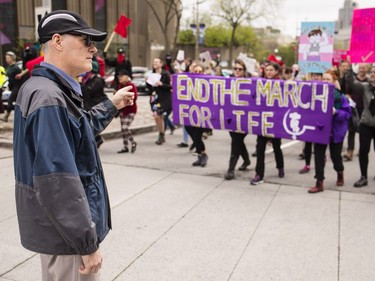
172, 74, 335, 144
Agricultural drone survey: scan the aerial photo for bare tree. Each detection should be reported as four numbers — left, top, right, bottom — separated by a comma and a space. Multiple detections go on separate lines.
145, 0, 183, 55
212, 0, 282, 64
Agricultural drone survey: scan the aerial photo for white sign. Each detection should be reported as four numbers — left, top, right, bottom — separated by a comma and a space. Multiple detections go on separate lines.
146, 73, 162, 87
35, 6, 51, 41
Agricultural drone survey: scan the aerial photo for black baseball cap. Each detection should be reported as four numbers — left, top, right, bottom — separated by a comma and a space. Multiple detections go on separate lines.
38, 10, 107, 44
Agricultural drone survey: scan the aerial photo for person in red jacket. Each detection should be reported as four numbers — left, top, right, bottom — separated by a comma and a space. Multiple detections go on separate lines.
117, 69, 138, 153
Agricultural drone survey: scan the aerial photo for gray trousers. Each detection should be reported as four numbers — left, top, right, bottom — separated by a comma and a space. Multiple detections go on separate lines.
40, 254, 100, 281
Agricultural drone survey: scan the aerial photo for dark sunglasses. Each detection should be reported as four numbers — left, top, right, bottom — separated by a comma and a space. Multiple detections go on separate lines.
233, 67, 244, 71
68, 33, 94, 47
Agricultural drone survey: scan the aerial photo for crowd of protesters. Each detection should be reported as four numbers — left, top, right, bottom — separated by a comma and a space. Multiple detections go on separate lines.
1, 43, 375, 194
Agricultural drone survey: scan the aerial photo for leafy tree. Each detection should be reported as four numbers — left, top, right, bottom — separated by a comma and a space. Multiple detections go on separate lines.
277, 44, 298, 66
212, 0, 282, 64
145, 0, 183, 53
177, 29, 195, 44
204, 25, 229, 47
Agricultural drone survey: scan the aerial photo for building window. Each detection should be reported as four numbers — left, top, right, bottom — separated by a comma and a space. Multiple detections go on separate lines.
94, 0, 106, 32
52, 0, 67, 10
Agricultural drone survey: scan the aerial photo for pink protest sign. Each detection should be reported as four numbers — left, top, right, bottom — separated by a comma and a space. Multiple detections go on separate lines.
332, 50, 349, 66
350, 8, 375, 63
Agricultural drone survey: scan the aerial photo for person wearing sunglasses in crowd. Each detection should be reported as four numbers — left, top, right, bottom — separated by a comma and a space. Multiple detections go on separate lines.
224, 59, 251, 180
251, 62, 285, 185
13, 10, 134, 280
184, 63, 209, 167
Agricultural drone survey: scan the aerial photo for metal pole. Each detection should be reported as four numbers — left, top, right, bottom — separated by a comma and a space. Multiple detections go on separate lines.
194, 0, 199, 59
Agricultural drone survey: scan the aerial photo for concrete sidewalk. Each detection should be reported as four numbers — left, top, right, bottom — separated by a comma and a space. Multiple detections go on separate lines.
1, 127, 375, 280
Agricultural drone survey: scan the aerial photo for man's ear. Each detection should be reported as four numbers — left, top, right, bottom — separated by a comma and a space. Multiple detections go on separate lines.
51, 34, 63, 50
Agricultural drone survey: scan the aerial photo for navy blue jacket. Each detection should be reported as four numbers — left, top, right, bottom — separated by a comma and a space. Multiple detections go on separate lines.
13, 66, 117, 255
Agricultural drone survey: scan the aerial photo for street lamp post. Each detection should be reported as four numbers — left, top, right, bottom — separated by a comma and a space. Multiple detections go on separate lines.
194, 0, 207, 60
194, 0, 199, 59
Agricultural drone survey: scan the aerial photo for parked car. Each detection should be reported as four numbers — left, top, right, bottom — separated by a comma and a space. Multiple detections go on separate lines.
1, 79, 11, 108
131, 66, 150, 94
104, 66, 151, 94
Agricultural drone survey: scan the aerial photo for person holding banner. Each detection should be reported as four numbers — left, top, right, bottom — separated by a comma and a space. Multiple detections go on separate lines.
299, 72, 323, 174
251, 62, 284, 185
225, 59, 251, 180
308, 70, 351, 193
184, 63, 209, 167
353, 66, 375, 188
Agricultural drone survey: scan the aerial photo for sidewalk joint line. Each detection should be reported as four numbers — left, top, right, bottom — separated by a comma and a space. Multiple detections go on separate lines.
111, 179, 223, 280
227, 185, 281, 280
0, 253, 38, 278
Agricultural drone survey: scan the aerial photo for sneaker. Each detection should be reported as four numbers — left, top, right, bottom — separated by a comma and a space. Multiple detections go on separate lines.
354, 176, 368, 188
177, 142, 188, 148
278, 168, 285, 178
131, 142, 137, 153
225, 170, 235, 180
298, 153, 305, 160
238, 160, 251, 171
299, 165, 310, 174
251, 175, 264, 185
192, 155, 202, 166
117, 147, 129, 153
200, 154, 208, 167
170, 126, 176, 135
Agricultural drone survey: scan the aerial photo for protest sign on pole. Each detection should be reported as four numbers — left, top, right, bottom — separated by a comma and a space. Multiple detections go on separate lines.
298, 22, 334, 75
349, 8, 375, 63
104, 14, 132, 53
172, 74, 334, 144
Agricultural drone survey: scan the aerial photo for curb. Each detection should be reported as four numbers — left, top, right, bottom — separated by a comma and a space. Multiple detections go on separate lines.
0, 125, 157, 149
102, 124, 157, 140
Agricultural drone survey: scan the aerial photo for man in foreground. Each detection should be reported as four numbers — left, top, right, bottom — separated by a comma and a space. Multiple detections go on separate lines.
13, 10, 134, 280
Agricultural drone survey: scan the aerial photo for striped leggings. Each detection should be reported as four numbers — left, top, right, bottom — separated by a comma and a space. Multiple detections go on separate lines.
120, 113, 135, 147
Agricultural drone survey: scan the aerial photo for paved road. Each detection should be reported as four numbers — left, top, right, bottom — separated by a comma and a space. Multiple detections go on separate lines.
1, 124, 375, 280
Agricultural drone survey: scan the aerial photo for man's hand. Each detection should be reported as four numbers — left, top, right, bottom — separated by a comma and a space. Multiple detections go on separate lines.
111, 86, 134, 110
79, 249, 103, 275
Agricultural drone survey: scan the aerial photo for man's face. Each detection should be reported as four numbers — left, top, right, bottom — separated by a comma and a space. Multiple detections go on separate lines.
5, 55, 14, 65
357, 64, 368, 77
60, 34, 97, 76
370, 67, 375, 83
339, 62, 349, 73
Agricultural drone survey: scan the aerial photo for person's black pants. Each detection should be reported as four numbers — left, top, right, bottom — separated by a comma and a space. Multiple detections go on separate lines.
347, 108, 363, 151
185, 125, 205, 154
314, 140, 344, 181
303, 142, 312, 166
255, 136, 283, 178
358, 124, 375, 178
228, 132, 249, 170
5, 87, 19, 113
